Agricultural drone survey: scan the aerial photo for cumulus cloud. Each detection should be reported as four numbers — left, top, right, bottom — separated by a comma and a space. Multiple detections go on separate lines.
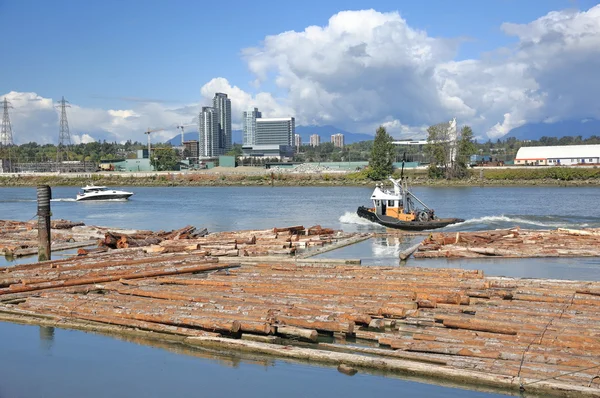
5, 5, 600, 143
238, 5, 600, 138
1, 91, 198, 145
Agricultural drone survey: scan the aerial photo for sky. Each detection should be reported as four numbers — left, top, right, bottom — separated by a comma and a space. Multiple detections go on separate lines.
0, 0, 599, 144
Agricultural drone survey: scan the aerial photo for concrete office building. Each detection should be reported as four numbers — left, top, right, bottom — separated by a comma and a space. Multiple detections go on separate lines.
294, 134, 302, 148
199, 106, 220, 157
255, 117, 295, 146
310, 134, 320, 147
331, 133, 345, 148
213, 93, 232, 153
242, 107, 262, 146
241, 116, 295, 160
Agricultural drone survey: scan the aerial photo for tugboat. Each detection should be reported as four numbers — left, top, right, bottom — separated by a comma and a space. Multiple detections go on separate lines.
357, 177, 464, 231
75, 185, 134, 201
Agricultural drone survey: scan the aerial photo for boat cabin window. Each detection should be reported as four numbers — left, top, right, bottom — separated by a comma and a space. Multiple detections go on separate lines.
388, 200, 395, 207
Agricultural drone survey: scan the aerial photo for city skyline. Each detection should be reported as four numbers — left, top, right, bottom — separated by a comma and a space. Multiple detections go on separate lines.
1, 1, 599, 145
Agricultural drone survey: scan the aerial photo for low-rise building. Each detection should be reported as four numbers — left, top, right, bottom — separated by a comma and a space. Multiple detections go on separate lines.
514, 144, 600, 166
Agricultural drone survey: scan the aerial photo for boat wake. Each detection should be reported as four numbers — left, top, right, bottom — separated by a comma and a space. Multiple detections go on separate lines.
448, 214, 600, 231
50, 198, 76, 202
339, 211, 381, 227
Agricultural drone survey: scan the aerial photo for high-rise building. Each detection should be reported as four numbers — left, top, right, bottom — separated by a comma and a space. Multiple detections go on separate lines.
242, 107, 262, 146
294, 133, 301, 148
199, 106, 220, 157
310, 134, 320, 147
331, 133, 345, 148
255, 117, 295, 146
213, 93, 232, 152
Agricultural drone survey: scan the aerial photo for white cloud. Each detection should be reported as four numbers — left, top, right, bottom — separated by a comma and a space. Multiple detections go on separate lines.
4, 5, 600, 143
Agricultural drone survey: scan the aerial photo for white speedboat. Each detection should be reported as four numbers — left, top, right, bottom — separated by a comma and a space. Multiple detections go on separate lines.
75, 185, 134, 201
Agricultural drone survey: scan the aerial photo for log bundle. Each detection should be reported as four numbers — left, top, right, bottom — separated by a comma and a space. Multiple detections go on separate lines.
0, 219, 96, 257
98, 224, 357, 258
1, 247, 600, 394
414, 227, 600, 258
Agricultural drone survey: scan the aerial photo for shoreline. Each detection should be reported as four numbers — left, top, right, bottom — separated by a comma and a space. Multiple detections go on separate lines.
1, 172, 600, 188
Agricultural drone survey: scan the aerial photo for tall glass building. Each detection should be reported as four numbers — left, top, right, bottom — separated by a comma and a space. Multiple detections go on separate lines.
242, 107, 262, 146
213, 93, 232, 152
198, 106, 220, 157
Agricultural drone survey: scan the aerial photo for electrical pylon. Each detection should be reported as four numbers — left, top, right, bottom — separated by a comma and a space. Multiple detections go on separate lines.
0, 98, 13, 147
56, 96, 72, 170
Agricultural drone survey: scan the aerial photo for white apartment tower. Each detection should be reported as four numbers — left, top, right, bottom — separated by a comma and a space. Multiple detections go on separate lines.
213, 93, 232, 153
242, 107, 262, 146
331, 133, 345, 148
294, 134, 301, 148
198, 106, 220, 157
309, 134, 320, 147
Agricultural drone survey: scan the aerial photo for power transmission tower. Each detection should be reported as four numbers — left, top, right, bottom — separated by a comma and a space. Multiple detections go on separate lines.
56, 96, 72, 171
0, 98, 14, 172
1, 98, 13, 146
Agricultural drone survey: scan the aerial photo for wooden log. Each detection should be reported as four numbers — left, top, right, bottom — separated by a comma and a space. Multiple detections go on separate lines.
273, 225, 305, 234
399, 242, 421, 260
441, 317, 518, 335
277, 325, 318, 342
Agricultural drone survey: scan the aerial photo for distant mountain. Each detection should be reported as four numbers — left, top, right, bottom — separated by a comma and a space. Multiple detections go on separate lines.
166, 124, 374, 146
505, 119, 600, 141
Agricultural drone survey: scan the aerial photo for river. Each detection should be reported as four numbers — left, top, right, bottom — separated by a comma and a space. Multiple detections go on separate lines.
1, 185, 599, 397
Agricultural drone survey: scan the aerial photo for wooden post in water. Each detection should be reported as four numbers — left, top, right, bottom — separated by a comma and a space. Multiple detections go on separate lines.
37, 185, 51, 261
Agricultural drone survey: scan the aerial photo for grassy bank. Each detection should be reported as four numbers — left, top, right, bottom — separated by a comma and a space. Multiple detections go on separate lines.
1, 167, 600, 187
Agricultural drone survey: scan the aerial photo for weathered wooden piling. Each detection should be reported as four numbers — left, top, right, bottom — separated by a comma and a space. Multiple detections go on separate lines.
36, 185, 51, 261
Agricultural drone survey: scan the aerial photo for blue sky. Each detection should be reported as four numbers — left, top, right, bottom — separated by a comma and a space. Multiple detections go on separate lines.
1, 0, 599, 143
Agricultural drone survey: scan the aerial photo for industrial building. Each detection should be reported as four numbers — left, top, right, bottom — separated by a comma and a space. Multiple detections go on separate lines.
514, 144, 600, 166
310, 134, 320, 147
331, 133, 344, 148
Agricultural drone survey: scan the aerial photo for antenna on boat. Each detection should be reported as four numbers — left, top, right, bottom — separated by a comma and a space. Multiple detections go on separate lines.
400, 152, 406, 180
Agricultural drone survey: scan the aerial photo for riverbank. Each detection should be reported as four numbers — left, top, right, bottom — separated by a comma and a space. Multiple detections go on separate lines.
1, 168, 600, 187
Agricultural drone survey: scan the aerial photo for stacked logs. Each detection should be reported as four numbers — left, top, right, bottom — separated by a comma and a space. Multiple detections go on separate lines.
414, 227, 600, 258
1, 253, 600, 393
97, 225, 351, 258
0, 219, 94, 257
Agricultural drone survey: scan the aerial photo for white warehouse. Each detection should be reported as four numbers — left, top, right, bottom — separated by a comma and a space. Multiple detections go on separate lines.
514, 144, 600, 166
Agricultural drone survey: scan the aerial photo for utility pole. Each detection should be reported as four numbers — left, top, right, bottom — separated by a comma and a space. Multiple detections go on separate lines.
1, 98, 14, 172
56, 97, 72, 172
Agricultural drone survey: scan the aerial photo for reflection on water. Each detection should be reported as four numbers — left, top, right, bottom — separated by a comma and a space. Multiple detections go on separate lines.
0, 322, 508, 398
315, 237, 600, 281
39, 326, 55, 351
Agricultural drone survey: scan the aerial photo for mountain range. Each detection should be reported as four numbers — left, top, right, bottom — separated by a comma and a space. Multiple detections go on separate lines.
166, 119, 600, 146
504, 118, 600, 141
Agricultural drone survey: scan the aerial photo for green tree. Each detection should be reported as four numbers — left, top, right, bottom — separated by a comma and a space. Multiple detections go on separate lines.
368, 126, 395, 180
424, 122, 450, 178
151, 148, 179, 171
451, 125, 476, 178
